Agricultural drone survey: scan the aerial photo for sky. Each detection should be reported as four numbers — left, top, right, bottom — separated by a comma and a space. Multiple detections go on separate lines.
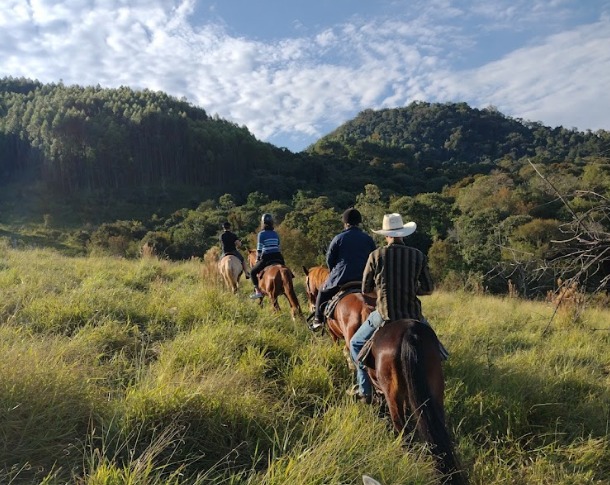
1, 0, 609, 152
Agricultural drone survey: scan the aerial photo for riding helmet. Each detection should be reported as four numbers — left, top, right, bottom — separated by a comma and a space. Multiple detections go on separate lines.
261, 213, 274, 226
342, 208, 362, 226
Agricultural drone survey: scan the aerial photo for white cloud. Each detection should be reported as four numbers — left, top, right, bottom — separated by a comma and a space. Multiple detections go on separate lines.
439, 16, 610, 131
0, 0, 608, 152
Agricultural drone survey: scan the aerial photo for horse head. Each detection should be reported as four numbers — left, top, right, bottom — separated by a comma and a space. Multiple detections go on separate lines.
247, 249, 257, 268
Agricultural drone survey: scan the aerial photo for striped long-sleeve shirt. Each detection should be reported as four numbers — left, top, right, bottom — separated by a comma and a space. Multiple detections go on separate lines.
256, 229, 281, 256
362, 240, 433, 322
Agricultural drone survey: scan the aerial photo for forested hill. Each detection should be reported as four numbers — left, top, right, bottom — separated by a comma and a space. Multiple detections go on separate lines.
310, 101, 609, 169
2, 77, 610, 211
0, 77, 297, 197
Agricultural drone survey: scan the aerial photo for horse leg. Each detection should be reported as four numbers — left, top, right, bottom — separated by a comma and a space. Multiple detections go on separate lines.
377, 361, 407, 432
343, 346, 356, 371
272, 296, 281, 312
223, 272, 232, 292
280, 269, 302, 321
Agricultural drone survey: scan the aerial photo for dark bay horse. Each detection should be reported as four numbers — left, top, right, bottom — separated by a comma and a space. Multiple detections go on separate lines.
364, 319, 466, 484
302, 265, 329, 311
303, 268, 464, 482
248, 251, 303, 321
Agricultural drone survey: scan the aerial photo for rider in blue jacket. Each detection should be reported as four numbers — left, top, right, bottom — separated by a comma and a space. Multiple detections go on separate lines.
310, 208, 376, 331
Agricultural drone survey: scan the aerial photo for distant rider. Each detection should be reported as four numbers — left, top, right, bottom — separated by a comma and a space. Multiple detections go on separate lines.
249, 213, 285, 299
220, 221, 250, 278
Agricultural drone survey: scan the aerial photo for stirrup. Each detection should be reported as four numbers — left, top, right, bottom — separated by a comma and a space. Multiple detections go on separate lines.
308, 318, 324, 332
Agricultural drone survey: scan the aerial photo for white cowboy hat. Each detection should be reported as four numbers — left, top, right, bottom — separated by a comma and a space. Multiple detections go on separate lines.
372, 213, 417, 237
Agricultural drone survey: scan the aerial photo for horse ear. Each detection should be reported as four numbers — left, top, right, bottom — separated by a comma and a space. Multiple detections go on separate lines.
362, 476, 382, 485
302, 266, 309, 275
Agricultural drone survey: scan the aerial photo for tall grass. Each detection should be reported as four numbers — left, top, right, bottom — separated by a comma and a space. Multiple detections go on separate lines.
0, 245, 608, 483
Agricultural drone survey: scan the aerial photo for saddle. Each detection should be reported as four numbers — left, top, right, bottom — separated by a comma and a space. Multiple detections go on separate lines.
357, 319, 447, 369
322, 281, 363, 321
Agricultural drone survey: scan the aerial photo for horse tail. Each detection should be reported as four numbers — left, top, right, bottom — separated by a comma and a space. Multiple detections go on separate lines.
401, 323, 466, 484
281, 268, 302, 317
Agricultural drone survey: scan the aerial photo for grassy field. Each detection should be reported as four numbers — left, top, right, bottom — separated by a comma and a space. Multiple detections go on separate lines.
0, 243, 608, 484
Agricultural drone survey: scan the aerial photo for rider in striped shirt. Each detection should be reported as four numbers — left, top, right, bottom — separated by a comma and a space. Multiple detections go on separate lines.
249, 213, 285, 299
349, 213, 448, 403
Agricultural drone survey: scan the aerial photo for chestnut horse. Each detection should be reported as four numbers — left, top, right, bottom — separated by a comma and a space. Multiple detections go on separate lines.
303, 266, 374, 366
248, 251, 303, 321
218, 255, 243, 293
364, 320, 466, 484
302, 265, 329, 311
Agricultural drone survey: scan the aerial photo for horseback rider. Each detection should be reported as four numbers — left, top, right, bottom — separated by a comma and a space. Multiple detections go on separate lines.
310, 208, 376, 331
220, 222, 250, 278
349, 213, 448, 403
249, 213, 285, 299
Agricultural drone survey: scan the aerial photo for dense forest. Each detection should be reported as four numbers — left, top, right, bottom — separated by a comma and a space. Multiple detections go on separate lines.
0, 77, 302, 198
1, 77, 609, 297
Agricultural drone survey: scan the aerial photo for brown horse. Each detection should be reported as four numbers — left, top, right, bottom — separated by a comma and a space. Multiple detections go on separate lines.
302, 265, 330, 311
248, 251, 303, 321
326, 292, 376, 362
218, 255, 243, 293
364, 319, 466, 484
303, 267, 374, 367
303, 274, 464, 483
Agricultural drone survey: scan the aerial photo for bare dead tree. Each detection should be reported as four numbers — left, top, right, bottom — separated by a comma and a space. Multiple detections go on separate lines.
528, 159, 610, 292
520, 159, 610, 333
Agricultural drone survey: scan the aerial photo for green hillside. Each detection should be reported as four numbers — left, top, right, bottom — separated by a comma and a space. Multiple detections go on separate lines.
0, 77, 285, 192
3, 78, 609, 215
309, 102, 610, 193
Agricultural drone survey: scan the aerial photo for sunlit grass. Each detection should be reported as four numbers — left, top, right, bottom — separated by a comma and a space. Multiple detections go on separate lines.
0, 246, 608, 483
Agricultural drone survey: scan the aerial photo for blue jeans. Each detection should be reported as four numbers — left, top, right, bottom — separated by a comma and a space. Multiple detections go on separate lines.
350, 310, 385, 396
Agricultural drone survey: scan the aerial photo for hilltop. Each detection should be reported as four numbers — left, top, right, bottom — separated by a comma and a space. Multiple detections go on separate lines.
309, 101, 609, 192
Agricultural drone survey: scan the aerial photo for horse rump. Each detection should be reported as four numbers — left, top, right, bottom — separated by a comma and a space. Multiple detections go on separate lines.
400, 321, 466, 484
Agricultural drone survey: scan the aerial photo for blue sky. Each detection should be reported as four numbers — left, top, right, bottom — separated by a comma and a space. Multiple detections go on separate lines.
1, 0, 609, 152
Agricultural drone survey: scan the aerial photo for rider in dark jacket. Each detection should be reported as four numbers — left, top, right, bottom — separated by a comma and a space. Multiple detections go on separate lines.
310, 208, 376, 331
